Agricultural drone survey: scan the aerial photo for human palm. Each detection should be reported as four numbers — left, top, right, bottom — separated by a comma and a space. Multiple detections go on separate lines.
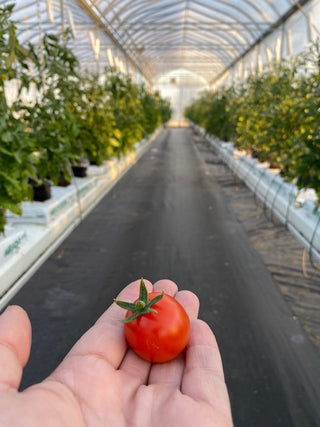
0, 279, 233, 426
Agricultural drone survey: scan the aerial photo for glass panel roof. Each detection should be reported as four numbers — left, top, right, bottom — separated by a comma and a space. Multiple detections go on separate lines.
1, 0, 300, 84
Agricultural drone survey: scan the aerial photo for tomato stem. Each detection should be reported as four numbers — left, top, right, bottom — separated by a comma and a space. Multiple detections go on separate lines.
114, 278, 164, 323
136, 300, 146, 309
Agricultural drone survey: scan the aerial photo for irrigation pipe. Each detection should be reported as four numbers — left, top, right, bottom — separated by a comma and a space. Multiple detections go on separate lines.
262, 174, 278, 221
307, 214, 320, 270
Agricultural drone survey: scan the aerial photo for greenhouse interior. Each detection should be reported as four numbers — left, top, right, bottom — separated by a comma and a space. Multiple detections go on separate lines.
0, 0, 320, 425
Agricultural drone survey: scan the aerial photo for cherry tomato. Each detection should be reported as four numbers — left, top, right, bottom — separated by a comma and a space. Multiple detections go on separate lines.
124, 292, 190, 363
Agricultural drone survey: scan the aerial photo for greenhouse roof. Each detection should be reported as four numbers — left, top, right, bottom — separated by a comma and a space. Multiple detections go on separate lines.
1, 0, 312, 84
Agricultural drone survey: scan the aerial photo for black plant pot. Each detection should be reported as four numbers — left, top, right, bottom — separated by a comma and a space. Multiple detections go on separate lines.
72, 165, 87, 177
32, 183, 51, 202
58, 171, 71, 187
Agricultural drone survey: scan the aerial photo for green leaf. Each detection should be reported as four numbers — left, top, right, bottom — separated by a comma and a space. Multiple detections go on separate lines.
119, 308, 157, 323
138, 278, 148, 304
0, 145, 12, 155
120, 311, 144, 323
2, 131, 13, 142
148, 292, 165, 308
114, 300, 137, 312
5, 49, 16, 68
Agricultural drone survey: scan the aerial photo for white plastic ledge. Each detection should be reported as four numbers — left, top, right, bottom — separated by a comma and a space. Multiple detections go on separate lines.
0, 128, 163, 309
193, 125, 320, 262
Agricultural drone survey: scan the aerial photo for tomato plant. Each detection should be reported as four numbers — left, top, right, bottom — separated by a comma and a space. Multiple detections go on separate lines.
0, 4, 36, 233
115, 279, 190, 363
185, 40, 320, 201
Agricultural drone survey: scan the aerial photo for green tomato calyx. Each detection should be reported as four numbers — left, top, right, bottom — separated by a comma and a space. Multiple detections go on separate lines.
114, 278, 164, 323
135, 300, 146, 310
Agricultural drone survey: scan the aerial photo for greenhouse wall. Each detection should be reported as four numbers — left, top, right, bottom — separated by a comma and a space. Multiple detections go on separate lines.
155, 84, 207, 123
154, 70, 209, 124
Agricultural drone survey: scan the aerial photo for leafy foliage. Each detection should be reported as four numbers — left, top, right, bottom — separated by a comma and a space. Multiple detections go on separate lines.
139, 86, 172, 135
185, 40, 320, 200
0, 4, 36, 232
0, 5, 171, 233
103, 70, 144, 156
26, 31, 82, 184
78, 73, 119, 165
281, 42, 320, 192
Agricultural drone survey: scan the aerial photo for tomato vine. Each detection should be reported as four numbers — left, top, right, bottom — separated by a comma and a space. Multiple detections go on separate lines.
185, 40, 320, 202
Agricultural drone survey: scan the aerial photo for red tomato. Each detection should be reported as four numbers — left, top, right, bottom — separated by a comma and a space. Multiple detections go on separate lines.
124, 292, 190, 363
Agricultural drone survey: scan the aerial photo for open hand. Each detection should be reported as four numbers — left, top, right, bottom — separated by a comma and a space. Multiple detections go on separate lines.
0, 279, 233, 426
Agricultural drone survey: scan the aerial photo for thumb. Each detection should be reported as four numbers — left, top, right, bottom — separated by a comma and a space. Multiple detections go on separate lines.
0, 305, 32, 390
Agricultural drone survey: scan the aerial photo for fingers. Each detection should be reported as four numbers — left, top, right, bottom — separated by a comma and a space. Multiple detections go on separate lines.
152, 279, 200, 320
174, 290, 200, 320
182, 319, 231, 415
152, 279, 178, 295
67, 279, 153, 369
147, 281, 199, 389
61, 277, 201, 395
0, 305, 32, 390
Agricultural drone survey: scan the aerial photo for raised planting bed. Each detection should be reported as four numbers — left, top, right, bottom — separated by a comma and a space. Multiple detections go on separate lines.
0, 225, 27, 266
0, 127, 164, 309
6, 184, 79, 224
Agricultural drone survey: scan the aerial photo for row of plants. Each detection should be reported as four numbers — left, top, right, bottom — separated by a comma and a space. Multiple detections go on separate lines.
185, 40, 320, 202
0, 4, 171, 233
